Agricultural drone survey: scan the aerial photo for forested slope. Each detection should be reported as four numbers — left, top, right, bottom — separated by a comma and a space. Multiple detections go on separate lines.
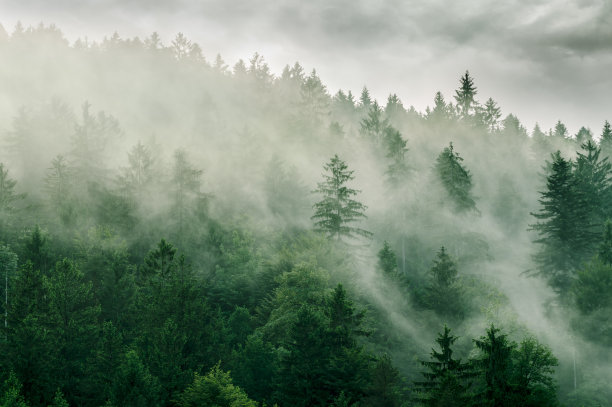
0, 23, 611, 406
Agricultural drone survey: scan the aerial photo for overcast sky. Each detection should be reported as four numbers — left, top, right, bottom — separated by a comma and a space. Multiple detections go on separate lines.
2, 0, 611, 135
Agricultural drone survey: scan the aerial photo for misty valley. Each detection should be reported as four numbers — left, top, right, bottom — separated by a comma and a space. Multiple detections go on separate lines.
1, 23, 612, 407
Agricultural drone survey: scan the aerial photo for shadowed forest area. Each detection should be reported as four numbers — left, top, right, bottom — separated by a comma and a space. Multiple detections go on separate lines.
1, 23, 612, 406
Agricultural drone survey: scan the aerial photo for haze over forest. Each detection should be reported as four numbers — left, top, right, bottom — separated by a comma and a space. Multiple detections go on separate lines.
0, 15, 611, 407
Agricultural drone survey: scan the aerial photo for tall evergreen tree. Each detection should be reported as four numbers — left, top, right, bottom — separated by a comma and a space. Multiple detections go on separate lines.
530, 151, 593, 294
435, 143, 477, 212
483, 97, 502, 132
312, 155, 372, 241
600, 120, 612, 157
43, 258, 101, 405
423, 247, 465, 319
360, 101, 389, 145
383, 127, 409, 185
473, 325, 515, 407
414, 326, 474, 406
454, 71, 478, 118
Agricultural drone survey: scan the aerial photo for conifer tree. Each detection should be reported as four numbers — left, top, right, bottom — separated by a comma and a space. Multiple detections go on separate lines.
435, 143, 477, 212
424, 247, 464, 318
378, 241, 398, 276
0, 163, 26, 237
383, 127, 409, 185
473, 325, 515, 407
483, 97, 502, 132
360, 101, 389, 145
600, 120, 612, 157
530, 151, 593, 294
428, 91, 450, 123
359, 86, 372, 110
312, 155, 372, 241
552, 120, 568, 138
454, 70, 478, 118
414, 326, 474, 406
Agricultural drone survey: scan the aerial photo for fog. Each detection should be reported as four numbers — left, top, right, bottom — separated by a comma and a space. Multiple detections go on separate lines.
0, 17, 611, 406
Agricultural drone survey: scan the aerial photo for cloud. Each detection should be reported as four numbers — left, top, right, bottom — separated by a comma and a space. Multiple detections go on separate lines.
2, 0, 611, 132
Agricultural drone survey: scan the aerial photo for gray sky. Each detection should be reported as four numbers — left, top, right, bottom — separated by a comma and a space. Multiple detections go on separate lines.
2, 0, 611, 135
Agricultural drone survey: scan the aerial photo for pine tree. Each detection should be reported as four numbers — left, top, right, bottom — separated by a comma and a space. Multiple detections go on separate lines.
117, 141, 154, 201
424, 247, 465, 319
427, 91, 450, 123
0, 163, 26, 237
473, 325, 515, 407
44, 155, 74, 225
171, 149, 205, 243
365, 354, 402, 407
573, 221, 612, 313
44, 258, 101, 405
454, 70, 478, 118
359, 87, 372, 110
435, 143, 477, 212
575, 126, 593, 145
176, 364, 257, 407
378, 241, 398, 276
414, 326, 474, 406
383, 127, 409, 185
360, 101, 389, 145
552, 120, 568, 139
483, 97, 502, 132
600, 120, 612, 158
574, 140, 612, 235
312, 155, 372, 241
530, 151, 593, 294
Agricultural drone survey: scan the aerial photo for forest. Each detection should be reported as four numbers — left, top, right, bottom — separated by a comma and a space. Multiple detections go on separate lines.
0, 22, 611, 406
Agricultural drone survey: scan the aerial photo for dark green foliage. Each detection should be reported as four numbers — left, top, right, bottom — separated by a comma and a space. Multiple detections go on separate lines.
231, 334, 278, 404
414, 326, 474, 407
423, 247, 465, 319
435, 143, 477, 212
378, 241, 398, 276
22, 226, 50, 275
111, 350, 161, 407
275, 286, 370, 406
312, 155, 372, 241
454, 70, 478, 118
0, 372, 28, 407
472, 326, 559, 407
365, 354, 403, 407
512, 337, 558, 407
43, 258, 100, 405
383, 127, 410, 184
473, 325, 515, 407
176, 364, 257, 407
600, 120, 612, 157
530, 151, 592, 294
572, 222, 612, 314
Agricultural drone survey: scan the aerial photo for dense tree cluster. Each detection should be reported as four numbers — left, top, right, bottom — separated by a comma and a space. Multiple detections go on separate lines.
0, 22, 611, 406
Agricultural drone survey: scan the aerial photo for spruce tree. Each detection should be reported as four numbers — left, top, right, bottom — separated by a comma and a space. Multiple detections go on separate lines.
600, 120, 612, 157
383, 127, 409, 185
424, 247, 465, 319
312, 155, 372, 241
454, 70, 478, 118
530, 151, 592, 294
483, 97, 502, 132
360, 101, 389, 145
414, 326, 474, 406
435, 143, 477, 212
473, 325, 515, 407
